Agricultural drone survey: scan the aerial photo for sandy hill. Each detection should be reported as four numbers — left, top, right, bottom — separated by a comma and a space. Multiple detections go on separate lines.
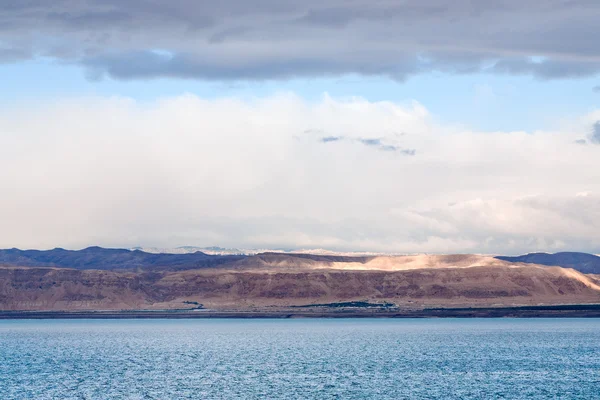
232, 253, 513, 272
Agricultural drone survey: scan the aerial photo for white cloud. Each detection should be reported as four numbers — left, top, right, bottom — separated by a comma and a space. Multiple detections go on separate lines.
0, 93, 599, 254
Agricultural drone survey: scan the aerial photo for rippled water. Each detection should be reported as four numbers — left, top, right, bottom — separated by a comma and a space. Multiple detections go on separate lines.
1, 319, 599, 399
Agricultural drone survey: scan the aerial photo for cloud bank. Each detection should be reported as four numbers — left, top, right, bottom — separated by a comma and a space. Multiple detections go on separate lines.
1, 93, 599, 253
2, 0, 600, 80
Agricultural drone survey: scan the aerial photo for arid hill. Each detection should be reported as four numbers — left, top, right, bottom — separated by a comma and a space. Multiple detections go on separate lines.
0, 247, 244, 271
1, 253, 599, 312
497, 252, 600, 274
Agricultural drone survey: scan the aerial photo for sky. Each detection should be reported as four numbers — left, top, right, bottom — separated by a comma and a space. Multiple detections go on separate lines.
1, 0, 600, 254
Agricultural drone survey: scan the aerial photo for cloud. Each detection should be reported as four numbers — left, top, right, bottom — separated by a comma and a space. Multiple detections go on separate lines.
491, 57, 600, 80
0, 46, 30, 63
359, 138, 382, 147
390, 194, 600, 254
399, 148, 417, 156
4, 1, 600, 80
321, 136, 342, 143
316, 134, 415, 154
592, 121, 600, 144
357, 138, 416, 154
593, 86, 600, 93
1, 93, 599, 253
46, 10, 133, 29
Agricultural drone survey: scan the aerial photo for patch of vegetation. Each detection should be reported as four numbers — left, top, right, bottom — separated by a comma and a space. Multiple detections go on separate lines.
292, 301, 396, 309
182, 301, 204, 309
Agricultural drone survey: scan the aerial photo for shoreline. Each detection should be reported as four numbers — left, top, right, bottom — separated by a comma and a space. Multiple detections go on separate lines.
2, 304, 600, 319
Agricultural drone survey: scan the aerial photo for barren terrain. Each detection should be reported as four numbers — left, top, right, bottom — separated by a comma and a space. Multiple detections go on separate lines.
1, 253, 599, 313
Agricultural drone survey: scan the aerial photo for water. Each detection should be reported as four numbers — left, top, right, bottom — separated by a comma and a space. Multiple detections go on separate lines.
1, 319, 599, 399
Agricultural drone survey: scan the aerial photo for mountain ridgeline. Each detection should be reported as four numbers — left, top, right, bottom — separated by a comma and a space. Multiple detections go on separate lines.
496, 252, 600, 274
0, 247, 245, 271
2, 248, 600, 275
2, 249, 600, 312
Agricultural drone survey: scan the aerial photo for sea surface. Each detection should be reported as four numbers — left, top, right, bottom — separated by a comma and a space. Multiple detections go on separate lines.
1, 319, 599, 399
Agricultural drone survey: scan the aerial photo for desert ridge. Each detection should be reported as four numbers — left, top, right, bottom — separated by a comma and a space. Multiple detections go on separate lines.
1, 250, 600, 313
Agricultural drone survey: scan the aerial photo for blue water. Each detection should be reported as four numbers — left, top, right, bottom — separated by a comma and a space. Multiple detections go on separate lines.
1, 319, 599, 399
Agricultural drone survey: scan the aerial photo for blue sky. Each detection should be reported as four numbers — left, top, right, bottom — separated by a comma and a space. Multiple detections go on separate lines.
3, 59, 599, 133
2, 1, 600, 253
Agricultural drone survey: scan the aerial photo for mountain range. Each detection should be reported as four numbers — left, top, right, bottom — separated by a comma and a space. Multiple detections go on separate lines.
2, 247, 600, 274
496, 252, 600, 274
0, 247, 244, 271
2, 248, 600, 313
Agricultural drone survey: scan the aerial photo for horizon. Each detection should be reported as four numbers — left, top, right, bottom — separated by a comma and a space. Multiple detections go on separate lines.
2, 244, 600, 258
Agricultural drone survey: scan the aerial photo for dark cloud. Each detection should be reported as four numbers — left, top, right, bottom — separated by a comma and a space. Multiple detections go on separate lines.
314, 134, 415, 154
321, 136, 342, 143
208, 26, 250, 44
380, 145, 398, 152
491, 58, 600, 80
46, 10, 133, 29
594, 86, 600, 93
359, 138, 382, 147
3, 0, 600, 80
0, 47, 29, 63
87, 53, 367, 81
358, 138, 415, 155
591, 121, 600, 144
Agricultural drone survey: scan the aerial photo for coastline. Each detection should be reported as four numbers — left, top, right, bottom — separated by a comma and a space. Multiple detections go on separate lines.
2, 304, 600, 319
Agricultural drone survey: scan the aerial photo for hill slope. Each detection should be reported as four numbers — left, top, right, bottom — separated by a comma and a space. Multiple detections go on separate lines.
1, 255, 599, 311
496, 252, 600, 274
0, 247, 244, 271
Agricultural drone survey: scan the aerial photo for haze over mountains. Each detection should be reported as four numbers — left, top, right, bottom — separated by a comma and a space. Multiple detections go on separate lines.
497, 252, 600, 275
2, 247, 600, 274
0, 247, 243, 271
131, 246, 253, 256
1, 247, 600, 313
132, 246, 394, 257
